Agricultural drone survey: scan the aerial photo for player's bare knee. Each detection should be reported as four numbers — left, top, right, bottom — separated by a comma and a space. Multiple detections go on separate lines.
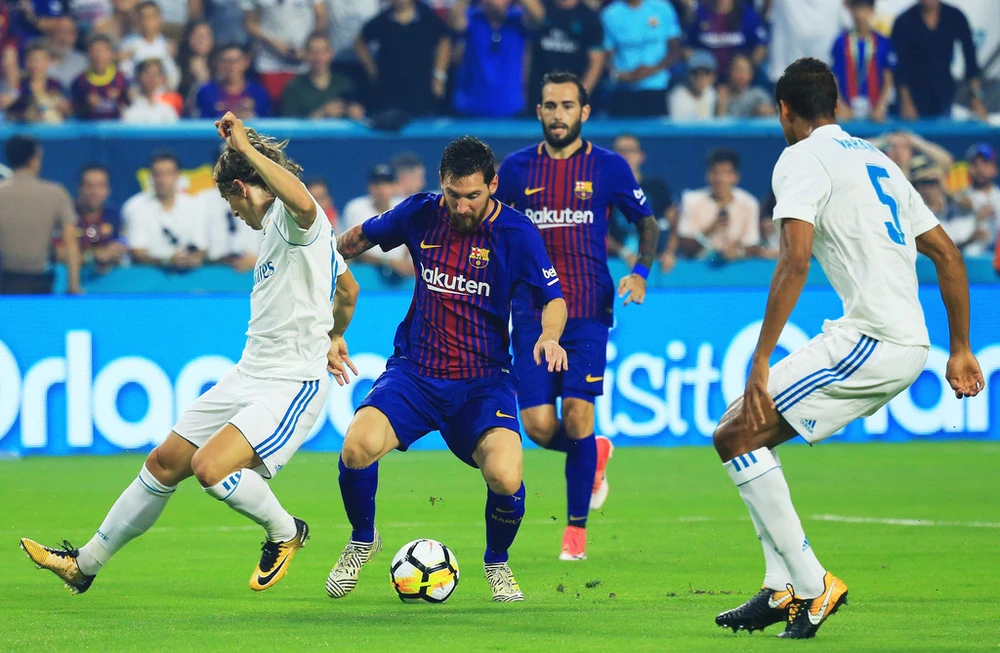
522, 414, 558, 447
485, 469, 522, 496
190, 449, 227, 487
562, 400, 595, 439
146, 444, 188, 486
340, 434, 379, 469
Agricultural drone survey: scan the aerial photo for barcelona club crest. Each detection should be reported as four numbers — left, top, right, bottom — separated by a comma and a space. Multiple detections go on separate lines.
574, 180, 593, 200
469, 246, 490, 269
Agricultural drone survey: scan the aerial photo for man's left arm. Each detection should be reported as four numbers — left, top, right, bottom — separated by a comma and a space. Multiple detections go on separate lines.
58, 189, 82, 294
954, 8, 987, 118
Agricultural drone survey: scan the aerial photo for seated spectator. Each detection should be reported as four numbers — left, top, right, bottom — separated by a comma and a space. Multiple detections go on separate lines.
717, 52, 773, 117
609, 133, 678, 272
71, 34, 130, 120
685, 0, 767, 82
449, 0, 544, 118
281, 32, 362, 119
200, 186, 258, 272
831, 0, 895, 122
7, 41, 71, 123
892, 0, 986, 120
956, 144, 1000, 251
123, 58, 181, 122
243, 0, 327, 103
872, 130, 954, 181
194, 43, 270, 118
676, 148, 759, 261
59, 164, 127, 273
355, 0, 449, 118
756, 190, 779, 259
602, 0, 682, 117
48, 16, 89, 90
93, 0, 140, 42
392, 151, 427, 196
341, 164, 413, 281
306, 177, 338, 227
17, 0, 69, 40
668, 49, 717, 120
528, 0, 605, 95
122, 151, 208, 269
177, 20, 213, 107
121, 1, 181, 89
911, 155, 990, 255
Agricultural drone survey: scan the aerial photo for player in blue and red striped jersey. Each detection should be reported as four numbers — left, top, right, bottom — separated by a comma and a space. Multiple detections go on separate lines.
494, 71, 660, 561
326, 136, 569, 603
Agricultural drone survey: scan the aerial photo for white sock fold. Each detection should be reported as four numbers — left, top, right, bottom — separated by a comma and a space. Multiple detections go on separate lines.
77, 464, 175, 576
204, 470, 296, 542
726, 447, 826, 598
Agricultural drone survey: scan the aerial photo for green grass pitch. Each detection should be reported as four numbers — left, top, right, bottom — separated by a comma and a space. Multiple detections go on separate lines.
2, 442, 998, 652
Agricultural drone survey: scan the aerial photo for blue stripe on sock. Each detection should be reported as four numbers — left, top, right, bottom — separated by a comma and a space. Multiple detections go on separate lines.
773, 336, 870, 406
775, 336, 875, 411
747, 451, 757, 464
219, 474, 241, 501
732, 457, 742, 472
138, 474, 174, 495
780, 338, 878, 412
258, 380, 319, 459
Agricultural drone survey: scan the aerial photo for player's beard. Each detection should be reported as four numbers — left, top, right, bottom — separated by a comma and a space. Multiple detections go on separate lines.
447, 198, 491, 234
543, 118, 582, 149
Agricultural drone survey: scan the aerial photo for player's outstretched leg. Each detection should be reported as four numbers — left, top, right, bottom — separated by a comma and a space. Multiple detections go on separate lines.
560, 399, 597, 561
21, 434, 193, 594
590, 435, 614, 510
191, 425, 305, 592
475, 427, 526, 602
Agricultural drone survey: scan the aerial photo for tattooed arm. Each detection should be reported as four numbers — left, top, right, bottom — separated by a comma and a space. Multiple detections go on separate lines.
337, 225, 378, 260
634, 214, 660, 270
616, 215, 660, 306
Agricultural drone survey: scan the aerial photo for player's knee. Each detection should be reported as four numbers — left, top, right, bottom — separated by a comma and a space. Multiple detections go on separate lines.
340, 434, 380, 469
712, 418, 748, 462
189, 448, 227, 488
522, 414, 559, 446
146, 445, 187, 486
486, 469, 523, 496
562, 401, 595, 439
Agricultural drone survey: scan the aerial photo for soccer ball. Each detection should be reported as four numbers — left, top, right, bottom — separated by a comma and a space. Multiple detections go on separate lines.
389, 539, 460, 603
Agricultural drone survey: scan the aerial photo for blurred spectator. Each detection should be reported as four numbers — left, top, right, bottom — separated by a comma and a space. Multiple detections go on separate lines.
717, 52, 772, 117
676, 148, 759, 261
208, 0, 247, 46
61, 163, 127, 273
0, 135, 81, 294
93, 0, 140, 42
122, 151, 207, 269
668, 49, 717, 120
71, 34, 130, 120
281, 32, 362, 119
306, 177, 338, 227
329, 0, 379, 61
123, 58, 181, 122
766, 0, 848, 87
201, 187, 258, 271
449, 0, 544, 118
194, 43, 270, 118
121, 1, 181, 89
155, 0, 203, 40
609, 133, 678, 271
756, 189, 779, 258
912, 154, 990, 254
242, 0, 327, 103
341, 164, 413, 280
355, 0, 450, 118
7, 41, 71, 123
956, 143, 1000, 251
528, 0, 606, 96
685, 0, 768, 81
892, 0, 986, 120
177, 20, 213, 107
602, 0, 683, 117
831, 0, 896, 123
392, 151, 427, 195
70, 0, 115, 35
48, 16, 89, 90
17, 0, 69, 39
871, 130, 954, 181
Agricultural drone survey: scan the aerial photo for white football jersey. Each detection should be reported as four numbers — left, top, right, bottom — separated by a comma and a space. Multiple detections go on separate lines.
237, 195, 346, 381
771, 124, 939, 347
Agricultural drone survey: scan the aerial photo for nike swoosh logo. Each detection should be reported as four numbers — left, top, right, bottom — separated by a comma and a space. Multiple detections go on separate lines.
420, 240, 442, 249
495, 410, 516, 419
768, 592, 789, 609
524, 186, 545, 196
569, 515, 588, 521
808, 579, 837, 625
585, 374, 603, 383
256, 557, 287, 586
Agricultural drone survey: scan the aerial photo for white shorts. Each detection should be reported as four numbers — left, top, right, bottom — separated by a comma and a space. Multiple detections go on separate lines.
172, 367, 329, 477
768, 326, 928, 443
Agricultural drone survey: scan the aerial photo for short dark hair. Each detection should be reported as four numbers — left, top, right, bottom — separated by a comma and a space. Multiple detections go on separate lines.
439, 136, 496, 185
79, 163, 109, 183
136, 0, 160, 13
707, 148, 741, 171
774, 57, 838, 121
87, 33, 115, 51
849, 0, 875, 6
392, 151, 424, 173
6, 135, 40, 169
216, 43, 247, 58
540, 70, 589, 107
24, 40, 49, 57
305, 31, 330, 46
135, 58, 165, 77
150, 150, 180, 169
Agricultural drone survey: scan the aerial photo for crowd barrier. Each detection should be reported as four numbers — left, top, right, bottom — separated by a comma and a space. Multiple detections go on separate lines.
1, 286, 997, 457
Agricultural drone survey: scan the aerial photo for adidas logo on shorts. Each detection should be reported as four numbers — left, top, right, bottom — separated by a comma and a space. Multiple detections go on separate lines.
800, 418, 817, 434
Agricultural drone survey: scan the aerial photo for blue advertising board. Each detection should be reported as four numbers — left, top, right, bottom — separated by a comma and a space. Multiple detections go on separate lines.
0, 286, 997, 457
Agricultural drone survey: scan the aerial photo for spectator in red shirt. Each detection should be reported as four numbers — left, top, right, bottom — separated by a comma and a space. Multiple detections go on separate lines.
71, 34, 130, 120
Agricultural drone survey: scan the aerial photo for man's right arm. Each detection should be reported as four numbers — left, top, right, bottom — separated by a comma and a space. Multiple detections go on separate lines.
338, 195, 417, 260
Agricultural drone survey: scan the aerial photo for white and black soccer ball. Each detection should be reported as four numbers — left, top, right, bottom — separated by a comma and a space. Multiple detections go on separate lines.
389, 539, 460, 603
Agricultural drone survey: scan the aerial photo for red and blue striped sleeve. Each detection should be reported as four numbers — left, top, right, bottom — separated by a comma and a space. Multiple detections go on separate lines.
513, 221, 563, 307
361, 193, 428, 252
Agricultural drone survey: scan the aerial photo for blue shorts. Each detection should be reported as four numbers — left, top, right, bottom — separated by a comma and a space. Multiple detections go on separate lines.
358, 360, 520, 468
511, 318, 610, 409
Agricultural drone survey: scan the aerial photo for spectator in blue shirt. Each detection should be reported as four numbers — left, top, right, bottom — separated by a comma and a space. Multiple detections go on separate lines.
831, 0, 896, 123
194, 43, 271, 118
601, 0, 683, 117
891, 0, 986, 120
684, 0, 767, 82
449, 0, 545, 118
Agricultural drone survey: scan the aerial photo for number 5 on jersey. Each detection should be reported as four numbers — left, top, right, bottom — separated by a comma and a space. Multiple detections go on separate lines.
866, 164, 904, 246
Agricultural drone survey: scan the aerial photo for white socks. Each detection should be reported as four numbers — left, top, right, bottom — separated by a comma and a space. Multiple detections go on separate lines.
726, 447, 826, 598
77, 464, 175, 576
204, 469, 297, 543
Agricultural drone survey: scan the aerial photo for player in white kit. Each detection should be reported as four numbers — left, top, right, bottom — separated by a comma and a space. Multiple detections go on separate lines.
712, 60, 986, 639
21, 112, 361, 594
